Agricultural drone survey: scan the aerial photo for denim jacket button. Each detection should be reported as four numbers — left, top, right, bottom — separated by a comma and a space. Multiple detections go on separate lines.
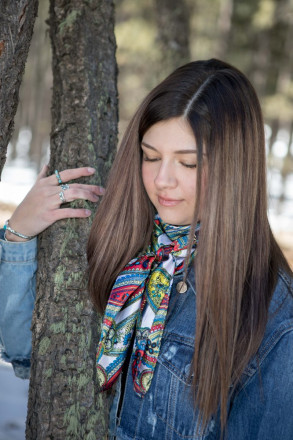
176, 281, 188, 293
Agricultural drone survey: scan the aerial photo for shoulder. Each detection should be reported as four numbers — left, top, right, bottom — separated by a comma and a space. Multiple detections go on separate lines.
262, 269, 293, 357
266, 269, 293, 334
273, 269, 293, 301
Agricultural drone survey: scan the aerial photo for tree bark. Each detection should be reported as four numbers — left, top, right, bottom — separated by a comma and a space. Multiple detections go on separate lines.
26, 1, 118, 439
155, 0, 191, 80
0, 0, 38, 176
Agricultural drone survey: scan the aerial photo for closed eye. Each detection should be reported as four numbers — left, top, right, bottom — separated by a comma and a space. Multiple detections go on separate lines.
181, 163, 197, 169
143, 155, 160, 162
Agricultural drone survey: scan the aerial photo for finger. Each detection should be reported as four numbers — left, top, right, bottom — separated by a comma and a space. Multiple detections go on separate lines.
59, 188, 100, 204
67, 183, 105, 195
53, 208, 92, 220
42, 184, 105, 201
48, 189, 98, 209
48, 167, 96, 185
37, 164, 49, 181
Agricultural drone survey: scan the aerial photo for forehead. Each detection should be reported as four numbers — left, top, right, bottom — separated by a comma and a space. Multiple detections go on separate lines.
141, 117, 197, 152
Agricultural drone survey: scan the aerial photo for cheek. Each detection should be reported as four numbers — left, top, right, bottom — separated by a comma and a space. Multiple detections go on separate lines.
142, 164, 153, 196
184, 176, 197, 205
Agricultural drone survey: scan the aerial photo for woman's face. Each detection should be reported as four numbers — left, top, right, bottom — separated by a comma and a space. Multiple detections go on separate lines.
141, 117, 201, 226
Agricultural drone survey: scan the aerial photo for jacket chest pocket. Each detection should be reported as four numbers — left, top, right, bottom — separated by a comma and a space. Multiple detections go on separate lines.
153, 335, 215, 440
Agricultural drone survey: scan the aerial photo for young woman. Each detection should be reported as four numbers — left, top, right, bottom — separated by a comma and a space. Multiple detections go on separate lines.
1, 59, 293, 439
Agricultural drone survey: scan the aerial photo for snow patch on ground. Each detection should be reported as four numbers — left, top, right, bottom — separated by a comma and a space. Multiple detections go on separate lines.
0, 361, 28, 440
0, 162, 36, 206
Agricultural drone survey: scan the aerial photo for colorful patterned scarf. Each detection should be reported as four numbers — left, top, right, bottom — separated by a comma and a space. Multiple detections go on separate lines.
96, 215, 199, 396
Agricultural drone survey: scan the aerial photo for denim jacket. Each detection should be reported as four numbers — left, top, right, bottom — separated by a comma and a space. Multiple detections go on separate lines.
1, 230, 293, 439
0, 229, 37, 378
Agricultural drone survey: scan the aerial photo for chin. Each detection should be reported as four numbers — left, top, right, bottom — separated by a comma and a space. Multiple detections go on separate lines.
158, 213, 190, 226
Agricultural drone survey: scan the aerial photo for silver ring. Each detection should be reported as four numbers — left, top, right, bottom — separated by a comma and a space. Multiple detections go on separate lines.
55, 170, 63, 184
61, 184, 69, 190
59, 191, 66, 203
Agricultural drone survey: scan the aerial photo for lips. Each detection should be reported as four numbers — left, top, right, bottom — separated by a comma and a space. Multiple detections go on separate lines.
158, 196, 182, 207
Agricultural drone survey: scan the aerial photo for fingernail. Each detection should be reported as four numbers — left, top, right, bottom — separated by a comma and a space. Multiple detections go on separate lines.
87, 167, 96, 173
85, 209, 92, 215
99, 187, 106, 194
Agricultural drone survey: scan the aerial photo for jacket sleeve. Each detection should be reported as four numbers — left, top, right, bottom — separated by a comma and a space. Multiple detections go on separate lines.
0, 229, 37, 379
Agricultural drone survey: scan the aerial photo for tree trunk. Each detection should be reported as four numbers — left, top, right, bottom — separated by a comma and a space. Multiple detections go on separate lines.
0, 0, 38, 176
155, 0, 191, 80
26, 1, 118, 439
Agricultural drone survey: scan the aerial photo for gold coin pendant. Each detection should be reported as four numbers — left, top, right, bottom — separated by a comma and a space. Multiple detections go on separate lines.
176, 281, 188, 293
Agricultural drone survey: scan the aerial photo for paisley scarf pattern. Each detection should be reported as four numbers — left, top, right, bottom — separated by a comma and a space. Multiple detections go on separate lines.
96, 215, 199, 396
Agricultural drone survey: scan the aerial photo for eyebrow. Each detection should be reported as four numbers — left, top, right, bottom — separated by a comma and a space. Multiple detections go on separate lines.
141, 141, 197, 154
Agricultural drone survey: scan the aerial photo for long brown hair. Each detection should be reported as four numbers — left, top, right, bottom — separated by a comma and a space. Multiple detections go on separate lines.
87, 59, 292, 431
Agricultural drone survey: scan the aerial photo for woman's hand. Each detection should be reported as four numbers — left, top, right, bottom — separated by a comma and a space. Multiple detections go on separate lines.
4, 165, 104, 242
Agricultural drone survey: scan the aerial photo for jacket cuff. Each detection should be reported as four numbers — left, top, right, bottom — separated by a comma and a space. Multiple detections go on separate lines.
12, 359, 31, 379
0, 346, 30, 379
0, 229, 37, 262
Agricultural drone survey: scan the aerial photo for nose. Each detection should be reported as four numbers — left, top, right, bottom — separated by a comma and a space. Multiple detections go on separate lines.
154, 161, 177, 190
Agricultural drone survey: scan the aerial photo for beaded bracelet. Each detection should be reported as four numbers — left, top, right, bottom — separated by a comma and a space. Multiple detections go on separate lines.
3, 220, 35, 240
